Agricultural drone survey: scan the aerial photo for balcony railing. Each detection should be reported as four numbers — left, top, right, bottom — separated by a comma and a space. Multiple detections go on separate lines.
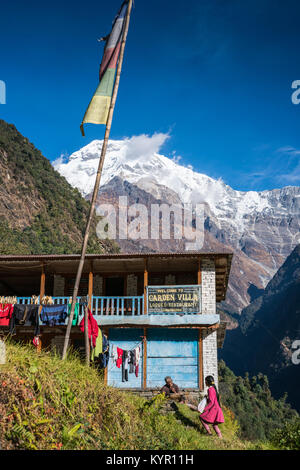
92, 296, 144, 316
16, 295, 144, 319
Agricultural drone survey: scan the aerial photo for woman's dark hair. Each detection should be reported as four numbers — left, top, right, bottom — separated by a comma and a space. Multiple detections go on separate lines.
205, 375, 220, 405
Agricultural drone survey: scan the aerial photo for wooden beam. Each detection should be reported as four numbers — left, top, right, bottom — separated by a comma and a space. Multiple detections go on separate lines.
143, 258, 148, 315
198, 329, 203, 391
39, 263, 45, 300
104, 327, 109, 386
143, 327, 147, 389
88, 262, 93, 310
197, 257, 202, 284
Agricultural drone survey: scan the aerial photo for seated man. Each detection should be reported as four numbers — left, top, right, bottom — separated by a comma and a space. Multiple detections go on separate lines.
161, 376, 184, 402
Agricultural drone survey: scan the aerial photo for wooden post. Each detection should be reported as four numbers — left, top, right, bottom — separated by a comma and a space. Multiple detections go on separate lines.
198, 328, 203, 390
39, 263, 45, 301
104, 328, 108, 385
84, 305, 90, 366
144, 258, 148, 315
62, 0, 134, 360
88, 262, 93, 311
197, 257, 202, 285
143, 327, 147, 389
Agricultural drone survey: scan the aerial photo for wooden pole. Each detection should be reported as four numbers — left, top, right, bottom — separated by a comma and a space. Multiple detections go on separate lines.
88, 262, 93, 310
84, 305, 90, 366
104, 327, 108, 385
62, 0, 133, 360
39, 263, 45, 301
197, 257, 202, 285
143, 258, 148, 315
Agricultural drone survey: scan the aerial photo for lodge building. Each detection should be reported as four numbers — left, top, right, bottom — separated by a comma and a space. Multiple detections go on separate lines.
0, 251, 232, 394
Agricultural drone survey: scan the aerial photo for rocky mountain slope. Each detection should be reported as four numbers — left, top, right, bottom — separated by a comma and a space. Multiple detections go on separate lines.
54, 138, 300, 313
0, 120, 117, 254
220, 244, 300, 411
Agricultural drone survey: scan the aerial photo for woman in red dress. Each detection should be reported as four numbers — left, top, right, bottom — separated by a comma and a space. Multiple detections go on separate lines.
200, 375, 224, 438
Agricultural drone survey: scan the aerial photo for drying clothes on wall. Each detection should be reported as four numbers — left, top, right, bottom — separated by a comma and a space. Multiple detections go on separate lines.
109, 343, 142, 380
40, 304, 68, 326
134, 346, 141, 378
67, 303, 79, 326
9, 304, 40, 336
116, 347, 123, 368
122, 350, 129, 382
111, 344, 118, 364
79, 309, 99, 348
0, 303, 14, 327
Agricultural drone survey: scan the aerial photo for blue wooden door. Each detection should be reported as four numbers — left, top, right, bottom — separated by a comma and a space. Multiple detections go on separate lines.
147, 329, 198, 388
107, 328, 144, 388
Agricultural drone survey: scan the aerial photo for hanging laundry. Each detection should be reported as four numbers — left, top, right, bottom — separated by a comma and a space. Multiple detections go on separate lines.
67, 302, 79, 326
134, 346, 141, 378
99, 333, 110, 368
0, 303, 14, 326
111, 344, 118, 364
116, 347, 123, 368
122, 350, 129, 382
128, 350, 135, 374
79, 309, 99, 348
9, 304, 40, 336
91, 330, 103, 362
40, 304, 68, 326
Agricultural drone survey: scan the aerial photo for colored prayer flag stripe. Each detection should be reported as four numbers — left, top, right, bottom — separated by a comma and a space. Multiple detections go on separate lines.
80, 0, 128, 135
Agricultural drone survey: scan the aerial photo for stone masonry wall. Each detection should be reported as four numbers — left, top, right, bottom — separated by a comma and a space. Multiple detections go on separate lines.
201, 258, 216, 315
53, 275, 65, 296
202, 328, 218, 391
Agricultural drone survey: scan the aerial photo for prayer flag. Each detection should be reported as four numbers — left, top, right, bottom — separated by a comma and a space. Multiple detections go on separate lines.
80, 1, 129, 136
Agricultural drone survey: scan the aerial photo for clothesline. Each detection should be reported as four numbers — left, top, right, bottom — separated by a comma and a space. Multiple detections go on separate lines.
108, 339, 144, 354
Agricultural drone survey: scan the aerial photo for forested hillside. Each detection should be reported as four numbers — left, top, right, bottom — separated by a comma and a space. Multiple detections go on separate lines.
0, 120, 118, 254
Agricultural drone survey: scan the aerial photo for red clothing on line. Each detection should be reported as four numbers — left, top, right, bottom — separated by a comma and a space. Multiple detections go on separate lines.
200, 386, 224, 424
116, 347, 123, 368
0, 304, 14, 326
79, 309, 99, 348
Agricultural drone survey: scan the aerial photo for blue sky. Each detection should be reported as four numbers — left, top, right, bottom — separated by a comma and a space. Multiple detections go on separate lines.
1, 0, 300, 191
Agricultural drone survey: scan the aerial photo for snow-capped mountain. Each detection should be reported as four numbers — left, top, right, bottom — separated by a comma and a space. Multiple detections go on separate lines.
54, 137, 300, 314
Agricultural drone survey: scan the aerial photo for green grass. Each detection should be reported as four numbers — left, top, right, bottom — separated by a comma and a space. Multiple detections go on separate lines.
0, 340, 276, 450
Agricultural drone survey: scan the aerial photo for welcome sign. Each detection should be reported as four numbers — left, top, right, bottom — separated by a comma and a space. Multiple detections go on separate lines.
147, 285, 201, 314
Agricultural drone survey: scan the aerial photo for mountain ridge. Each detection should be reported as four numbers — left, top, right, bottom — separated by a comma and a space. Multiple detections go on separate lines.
54, 137, 300, 312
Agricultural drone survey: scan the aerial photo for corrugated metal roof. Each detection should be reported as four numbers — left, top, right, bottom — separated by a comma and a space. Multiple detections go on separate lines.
0, 251, 233, 261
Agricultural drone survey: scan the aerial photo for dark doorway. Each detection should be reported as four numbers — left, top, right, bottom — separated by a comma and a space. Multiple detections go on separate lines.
105, 277, 125, 296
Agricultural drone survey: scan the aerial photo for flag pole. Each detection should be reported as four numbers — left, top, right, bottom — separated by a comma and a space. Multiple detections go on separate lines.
62, 0, 133, 361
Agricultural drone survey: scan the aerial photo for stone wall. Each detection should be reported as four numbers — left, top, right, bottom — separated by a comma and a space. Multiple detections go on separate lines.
202, 328, 218, 391
120, 388, 204, 404
53, 275, 65, 296
201, 258, 216, 315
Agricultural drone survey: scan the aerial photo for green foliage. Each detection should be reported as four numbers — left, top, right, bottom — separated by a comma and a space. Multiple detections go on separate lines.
218, 360, 299, 441
0, 340, 274, 451
270, 420, 300, 450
